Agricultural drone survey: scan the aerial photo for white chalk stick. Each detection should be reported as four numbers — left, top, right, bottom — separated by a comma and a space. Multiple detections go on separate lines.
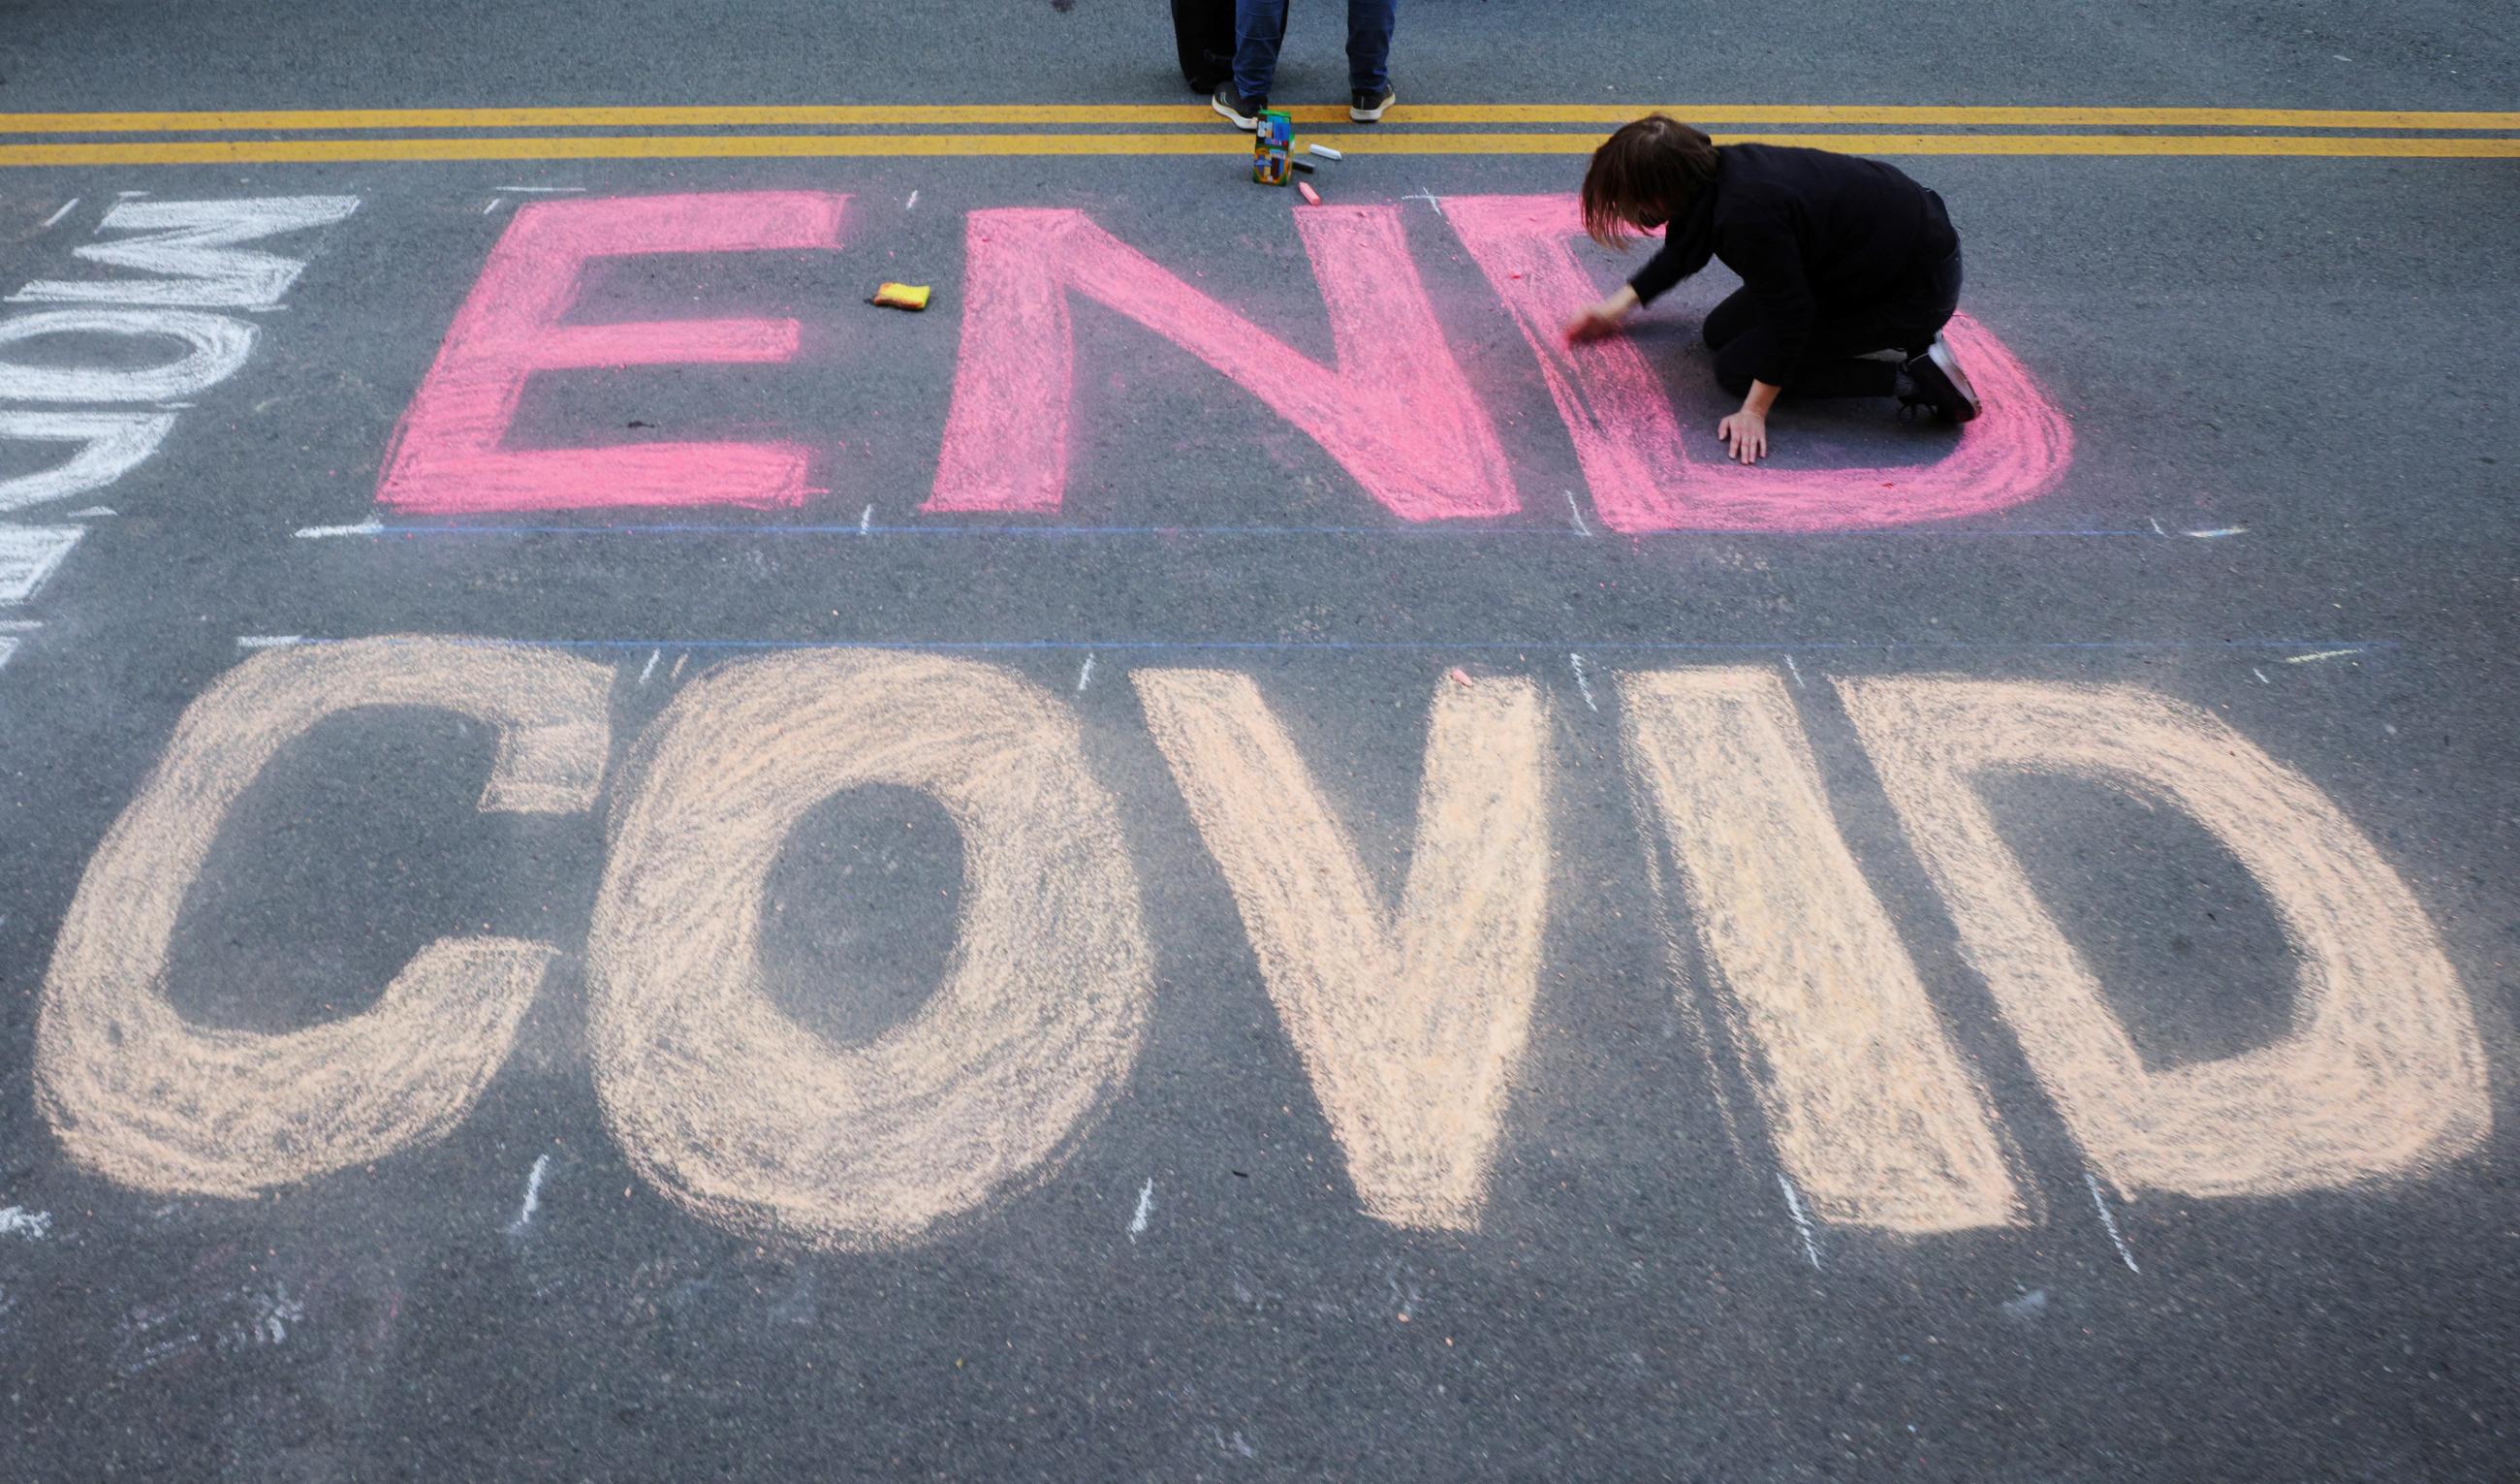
1308, 144, 1343, 161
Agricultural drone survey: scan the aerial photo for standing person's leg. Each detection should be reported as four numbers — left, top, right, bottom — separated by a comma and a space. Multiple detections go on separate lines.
1347, 0, 1398, 118
1232, 0, 1291, 108
1173, 0, 1237, 92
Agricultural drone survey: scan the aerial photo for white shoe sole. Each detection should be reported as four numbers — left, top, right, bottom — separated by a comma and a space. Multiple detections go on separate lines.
1349, 93, 1394, 122
1213, 95, 1258, 130
1924, 337, 1981, 421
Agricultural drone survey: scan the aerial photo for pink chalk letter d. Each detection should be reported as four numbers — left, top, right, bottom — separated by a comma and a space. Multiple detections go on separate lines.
379, 192, 845, 516
1444, 193, 2072, 533
929, 206, 1516, 521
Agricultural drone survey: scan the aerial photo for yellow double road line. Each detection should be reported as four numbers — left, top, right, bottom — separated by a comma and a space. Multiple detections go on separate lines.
4, 103, 2514, 166
7, 103, 2520, 131
6, 131, 2518, 168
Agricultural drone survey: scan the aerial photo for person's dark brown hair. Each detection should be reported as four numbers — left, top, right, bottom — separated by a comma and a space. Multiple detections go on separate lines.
1580, 114, 1720, 249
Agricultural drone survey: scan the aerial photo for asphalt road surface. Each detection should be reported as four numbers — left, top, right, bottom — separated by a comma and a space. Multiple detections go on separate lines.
0, 3, 2515, 1479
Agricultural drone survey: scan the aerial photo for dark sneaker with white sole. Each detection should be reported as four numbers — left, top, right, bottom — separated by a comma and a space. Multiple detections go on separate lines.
1350, 85, 1396, 122
1213, 85, 1266, 130
1898, 334, 1982, 423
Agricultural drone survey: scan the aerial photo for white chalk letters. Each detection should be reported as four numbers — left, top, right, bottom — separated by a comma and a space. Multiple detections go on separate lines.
38, 645, 2494, 1248
0, 196, 359, 647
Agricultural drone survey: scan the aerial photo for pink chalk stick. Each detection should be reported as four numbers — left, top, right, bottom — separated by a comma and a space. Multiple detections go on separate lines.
378, 192, 846, 516
1297, 181, 1323, 205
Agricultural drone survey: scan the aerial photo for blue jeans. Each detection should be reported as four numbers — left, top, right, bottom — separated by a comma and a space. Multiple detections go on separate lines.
1233, 0, 1396, 102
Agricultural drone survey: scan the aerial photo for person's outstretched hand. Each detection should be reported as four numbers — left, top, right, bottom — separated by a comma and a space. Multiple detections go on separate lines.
1562, 305, 1624, 344
1561, 285, 1641, 346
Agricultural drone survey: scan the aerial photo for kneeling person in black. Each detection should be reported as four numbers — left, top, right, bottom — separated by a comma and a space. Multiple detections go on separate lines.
1563, 115, 1980, 467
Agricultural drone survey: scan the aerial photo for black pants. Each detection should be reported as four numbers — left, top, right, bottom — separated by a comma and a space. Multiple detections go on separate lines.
1172, 0, 1236, 91
1706, 237, 1964, 400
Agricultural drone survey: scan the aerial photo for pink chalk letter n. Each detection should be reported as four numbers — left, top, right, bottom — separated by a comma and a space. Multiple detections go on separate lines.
379, 192, 845, 516
1445, 193, 2072, 532
929, 206, 1516, 521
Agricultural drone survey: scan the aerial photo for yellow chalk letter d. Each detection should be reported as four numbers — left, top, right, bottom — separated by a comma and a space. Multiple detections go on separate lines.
1839, 678, 2488, 1199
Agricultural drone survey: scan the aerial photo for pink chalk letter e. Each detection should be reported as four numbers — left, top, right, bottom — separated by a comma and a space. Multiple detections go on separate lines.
929, 206, 1516, 521
1445, 193, 2072, 532
379, 192, 844, 516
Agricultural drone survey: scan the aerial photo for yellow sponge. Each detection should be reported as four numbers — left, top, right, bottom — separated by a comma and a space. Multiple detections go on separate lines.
869, 282, 932, 311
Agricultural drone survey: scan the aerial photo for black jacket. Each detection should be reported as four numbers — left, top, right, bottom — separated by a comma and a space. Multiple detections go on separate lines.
1626, 142, 1959, 386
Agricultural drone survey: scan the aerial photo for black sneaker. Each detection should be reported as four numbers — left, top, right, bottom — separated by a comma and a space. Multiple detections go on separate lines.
1349, 85, 1396, 122
1213, 85, 1266, 131
1898, 334, 1982, 423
